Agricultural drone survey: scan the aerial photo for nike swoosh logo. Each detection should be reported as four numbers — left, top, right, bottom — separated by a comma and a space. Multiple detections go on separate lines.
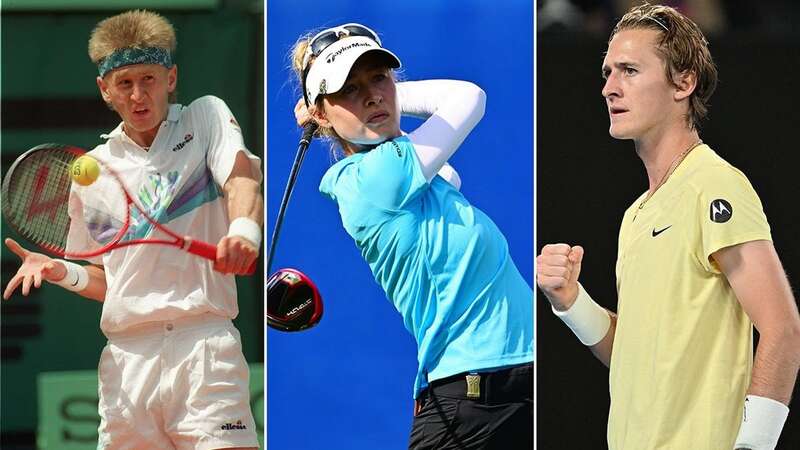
652, 225, 672, 237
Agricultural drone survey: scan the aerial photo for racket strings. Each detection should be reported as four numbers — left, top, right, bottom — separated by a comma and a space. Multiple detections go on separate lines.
38, 153, 72, 250
4, 149, 76, 253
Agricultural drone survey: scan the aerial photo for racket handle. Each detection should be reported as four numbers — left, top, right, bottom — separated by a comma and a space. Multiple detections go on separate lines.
185, 238, 218, 261
185, 238, 257, 275
245, 260, 257, 275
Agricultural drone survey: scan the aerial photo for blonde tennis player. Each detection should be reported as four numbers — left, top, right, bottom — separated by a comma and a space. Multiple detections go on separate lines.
3, 10, 262, 449
537, 4, 800, 450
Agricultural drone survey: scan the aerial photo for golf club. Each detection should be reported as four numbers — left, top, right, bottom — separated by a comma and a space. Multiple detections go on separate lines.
267, 122, 323, 331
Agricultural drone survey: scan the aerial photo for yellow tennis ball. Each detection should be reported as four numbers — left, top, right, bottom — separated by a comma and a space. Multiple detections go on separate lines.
71, 155, 100, 186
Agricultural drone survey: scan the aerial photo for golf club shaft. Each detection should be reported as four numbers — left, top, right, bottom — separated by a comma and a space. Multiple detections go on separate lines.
267, 122, 318, 274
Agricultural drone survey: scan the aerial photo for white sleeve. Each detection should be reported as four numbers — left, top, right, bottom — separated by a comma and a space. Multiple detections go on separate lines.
199, 96, 262, 188
437, 163, 461, 191
397, 80, 486, 182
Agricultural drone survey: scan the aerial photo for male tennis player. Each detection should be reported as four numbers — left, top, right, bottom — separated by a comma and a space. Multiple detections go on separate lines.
3, 10, 261, 449
537, 4, 800, 450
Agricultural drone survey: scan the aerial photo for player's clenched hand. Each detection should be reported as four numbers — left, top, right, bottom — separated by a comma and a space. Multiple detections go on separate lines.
536, 243, 584, 311
294, 97, 315, 128
214, 236, 258, 275
3, 238, 67, 299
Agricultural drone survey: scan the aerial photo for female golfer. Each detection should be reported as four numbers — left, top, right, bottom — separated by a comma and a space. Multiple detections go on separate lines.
291, 23, 533, 449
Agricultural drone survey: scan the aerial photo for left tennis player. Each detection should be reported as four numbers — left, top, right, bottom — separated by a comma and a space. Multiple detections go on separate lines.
3, 10, 262, 449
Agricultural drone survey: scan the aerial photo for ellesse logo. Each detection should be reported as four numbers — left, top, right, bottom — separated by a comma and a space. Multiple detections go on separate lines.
171, 133, 194, 152
221, 420, 247, 431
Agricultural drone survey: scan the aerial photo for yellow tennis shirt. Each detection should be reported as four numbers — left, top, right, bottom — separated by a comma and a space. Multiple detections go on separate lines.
607, 145, 771, 449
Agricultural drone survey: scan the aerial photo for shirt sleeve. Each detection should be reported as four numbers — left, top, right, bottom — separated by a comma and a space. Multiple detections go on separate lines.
199, 96, 263, 188
398, 80, 486, 182
65, 189, 105, 265
694, 164, 772, 273
349, 136, 429, 210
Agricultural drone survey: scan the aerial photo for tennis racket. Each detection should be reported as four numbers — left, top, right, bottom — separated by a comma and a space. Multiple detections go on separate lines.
1, 143, 255, 274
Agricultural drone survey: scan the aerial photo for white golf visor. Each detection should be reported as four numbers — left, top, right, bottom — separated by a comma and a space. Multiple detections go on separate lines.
304, 35, 401, 105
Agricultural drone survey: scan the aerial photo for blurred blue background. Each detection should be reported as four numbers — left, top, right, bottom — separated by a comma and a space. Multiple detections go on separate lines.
267, 1, 533, 448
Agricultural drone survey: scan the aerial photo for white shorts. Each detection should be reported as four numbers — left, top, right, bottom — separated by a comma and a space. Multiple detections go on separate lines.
97, 313, 259, 450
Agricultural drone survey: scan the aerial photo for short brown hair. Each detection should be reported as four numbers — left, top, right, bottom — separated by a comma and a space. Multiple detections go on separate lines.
610, 3, 718, 129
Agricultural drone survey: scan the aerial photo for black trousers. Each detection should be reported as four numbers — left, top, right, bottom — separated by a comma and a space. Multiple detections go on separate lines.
408, 363, 533, 450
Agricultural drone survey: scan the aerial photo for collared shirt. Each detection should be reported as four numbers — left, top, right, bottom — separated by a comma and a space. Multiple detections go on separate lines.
66, 96, 261, 334
608, 145, 771, 449
320, 136, 533, 398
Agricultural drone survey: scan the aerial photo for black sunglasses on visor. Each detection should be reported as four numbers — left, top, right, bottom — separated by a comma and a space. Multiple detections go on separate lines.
301, 23, 381, 105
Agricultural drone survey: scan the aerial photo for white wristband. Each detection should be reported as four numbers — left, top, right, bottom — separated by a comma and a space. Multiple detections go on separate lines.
51, 260, 89, 292
552, 283, 611, 346
227, 217, 262, 248
734, 395, 789, 450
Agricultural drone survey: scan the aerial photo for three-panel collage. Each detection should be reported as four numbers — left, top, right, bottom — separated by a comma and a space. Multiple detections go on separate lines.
1, 0, 799, 449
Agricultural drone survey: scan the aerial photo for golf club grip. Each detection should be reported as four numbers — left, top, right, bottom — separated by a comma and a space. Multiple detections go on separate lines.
186, 238, 257, 275
300, 122, 319, 145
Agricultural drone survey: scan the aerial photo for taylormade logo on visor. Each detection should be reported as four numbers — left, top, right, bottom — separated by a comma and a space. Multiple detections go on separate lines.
326, 41, 373, 63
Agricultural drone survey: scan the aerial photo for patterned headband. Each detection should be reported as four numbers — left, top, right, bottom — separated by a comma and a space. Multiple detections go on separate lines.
97, 47, 173, 77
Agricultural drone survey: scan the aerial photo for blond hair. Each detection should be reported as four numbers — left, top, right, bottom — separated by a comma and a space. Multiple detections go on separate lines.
610, 3, 718, 129
88, 10, 176, 64
290, 34, 357, 158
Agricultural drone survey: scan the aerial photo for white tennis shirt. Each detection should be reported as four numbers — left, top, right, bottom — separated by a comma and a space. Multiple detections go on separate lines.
66, 96, 261, 334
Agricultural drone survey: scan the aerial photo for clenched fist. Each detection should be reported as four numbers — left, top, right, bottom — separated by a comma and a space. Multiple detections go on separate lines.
536, 244, 584, 311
